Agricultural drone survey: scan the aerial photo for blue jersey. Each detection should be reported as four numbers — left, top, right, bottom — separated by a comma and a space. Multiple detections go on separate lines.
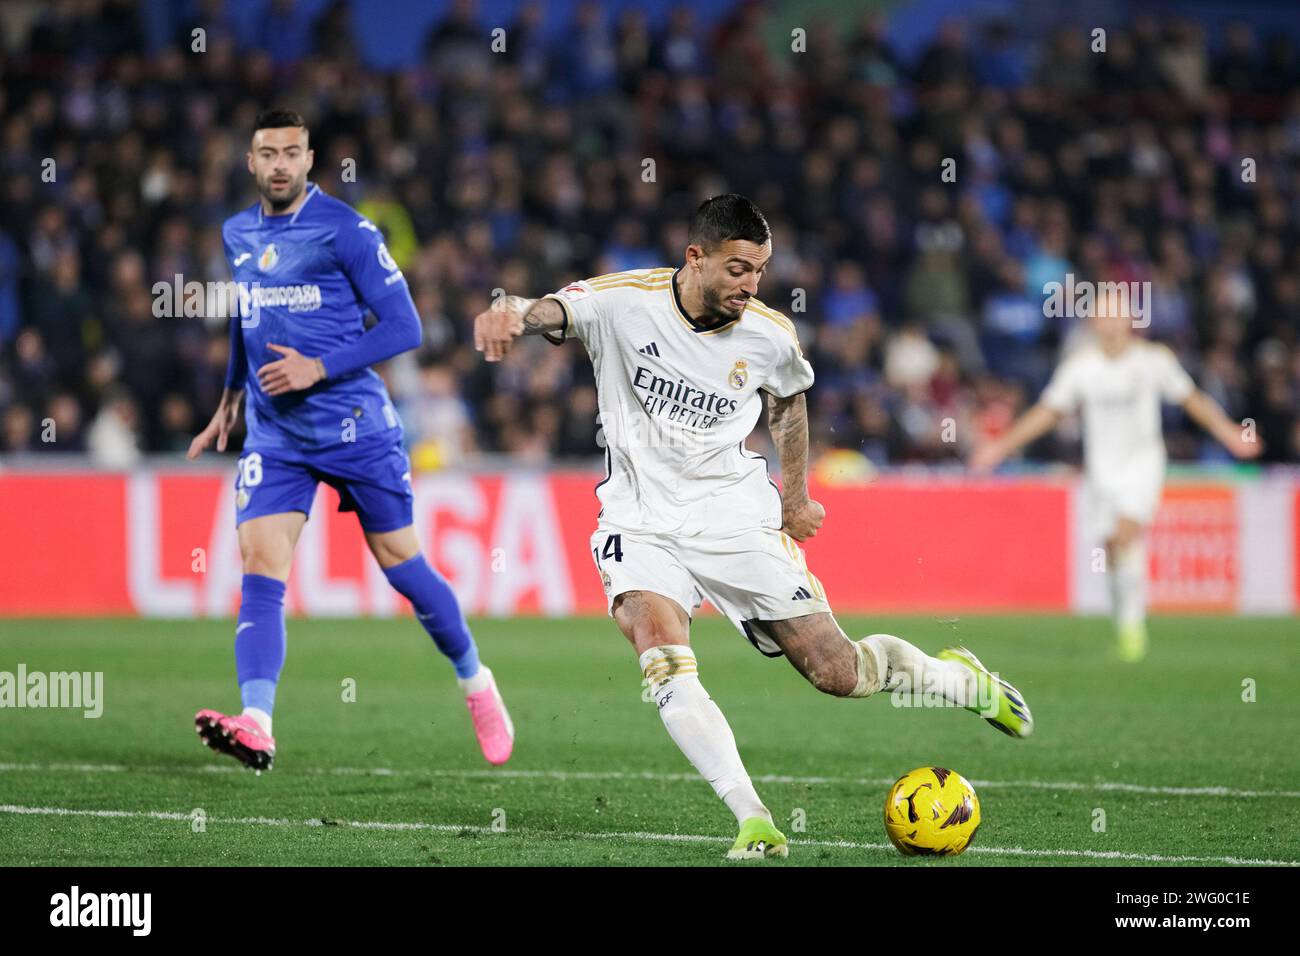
222, 183, 409, 450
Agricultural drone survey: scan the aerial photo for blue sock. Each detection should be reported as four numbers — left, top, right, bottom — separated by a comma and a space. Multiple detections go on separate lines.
235, 574, 287, 715
383, 555, 480, 678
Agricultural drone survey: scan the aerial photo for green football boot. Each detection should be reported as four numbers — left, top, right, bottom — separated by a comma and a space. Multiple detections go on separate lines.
1115, 621, 1148, 663
937, 645, 1034, 739
725, 815, 789, 860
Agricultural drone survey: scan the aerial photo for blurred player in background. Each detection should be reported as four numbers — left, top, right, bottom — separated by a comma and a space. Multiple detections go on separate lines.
972, 297, 1261, 661
474, 195, 1032, 860
187, 109, 513, 771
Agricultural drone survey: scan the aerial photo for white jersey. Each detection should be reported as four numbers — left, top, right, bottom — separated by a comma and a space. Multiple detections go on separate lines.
545, 267, 814, 538
1040, 339, 1195, 492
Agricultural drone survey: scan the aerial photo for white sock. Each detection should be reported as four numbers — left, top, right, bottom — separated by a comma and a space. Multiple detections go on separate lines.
242, 707, 272, 736
457, 665, 492, 696
1109, 542, 1147, 631
860, 634, 976, 706
640, 645, 770, 826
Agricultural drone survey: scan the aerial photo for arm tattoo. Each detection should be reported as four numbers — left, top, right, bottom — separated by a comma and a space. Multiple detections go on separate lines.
521, 298, 566, 336
767, 392, 809, 506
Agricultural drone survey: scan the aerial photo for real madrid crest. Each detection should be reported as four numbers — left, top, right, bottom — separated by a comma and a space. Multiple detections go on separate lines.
258, 243, 278, 272
729, 359, 748, 389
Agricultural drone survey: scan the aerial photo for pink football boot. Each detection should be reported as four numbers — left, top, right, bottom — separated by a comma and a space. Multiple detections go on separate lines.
463, 667, 514, 765
195, 709, 276, 773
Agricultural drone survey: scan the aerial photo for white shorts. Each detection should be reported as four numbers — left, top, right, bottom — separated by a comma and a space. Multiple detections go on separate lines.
1086, 476, 1163, 541
589, 526, 831, 657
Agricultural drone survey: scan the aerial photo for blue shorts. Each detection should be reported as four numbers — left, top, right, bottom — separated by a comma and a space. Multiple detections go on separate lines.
234, 437, 414, 533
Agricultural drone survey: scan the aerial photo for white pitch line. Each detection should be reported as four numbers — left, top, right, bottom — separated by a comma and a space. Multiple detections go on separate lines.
2, 761, 1299, 800
1, 804, 1296, 867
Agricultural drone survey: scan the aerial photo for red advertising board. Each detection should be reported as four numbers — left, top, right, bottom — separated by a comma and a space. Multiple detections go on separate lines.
0, 471, 1072, 617
1147, 484, 1238, 612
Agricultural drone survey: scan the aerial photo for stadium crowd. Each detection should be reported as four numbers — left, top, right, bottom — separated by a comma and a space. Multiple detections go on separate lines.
1, 0, 1298, 470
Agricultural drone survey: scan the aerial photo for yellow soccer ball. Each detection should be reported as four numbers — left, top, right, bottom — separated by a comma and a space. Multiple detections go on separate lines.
883, 766, 981, 857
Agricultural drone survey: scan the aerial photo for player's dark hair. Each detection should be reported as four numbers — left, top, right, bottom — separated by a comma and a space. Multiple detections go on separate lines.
688, 194, 770, 252
253, 108, 308, 138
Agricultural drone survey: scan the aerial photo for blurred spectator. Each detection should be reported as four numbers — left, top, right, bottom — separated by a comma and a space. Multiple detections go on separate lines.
158, 392, 196, 453
0, 232, 21, 346
39, 392, 87, 453
885, 324, 941, 390
3, 403, 36, 453
86, 387, 143, 469
403, 358, 477, 471
29, 249, 92, 383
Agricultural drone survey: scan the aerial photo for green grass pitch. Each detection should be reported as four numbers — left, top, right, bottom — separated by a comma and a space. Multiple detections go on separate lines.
1, 615, 1297, 866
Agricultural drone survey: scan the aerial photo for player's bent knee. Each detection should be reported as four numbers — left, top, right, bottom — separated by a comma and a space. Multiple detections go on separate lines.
1109, 518, 1143, 552
365, 526, 421, 570
757, 615, 859, 697
800, 650, 859, 698
237, 514, 304, 581
241, 547, 292, 581
613, 590, 688, 652
239, 533, 295, 580
623, 615, 683, 652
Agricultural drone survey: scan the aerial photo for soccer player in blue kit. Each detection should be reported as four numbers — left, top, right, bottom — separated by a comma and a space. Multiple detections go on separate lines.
187, 109, 514, 771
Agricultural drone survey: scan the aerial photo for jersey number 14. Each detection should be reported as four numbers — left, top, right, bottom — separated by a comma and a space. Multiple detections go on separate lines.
595, 533, 623, 563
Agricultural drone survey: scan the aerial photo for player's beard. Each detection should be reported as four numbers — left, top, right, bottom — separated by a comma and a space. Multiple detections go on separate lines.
258, 170, 306, 212
701, 283, 748, 324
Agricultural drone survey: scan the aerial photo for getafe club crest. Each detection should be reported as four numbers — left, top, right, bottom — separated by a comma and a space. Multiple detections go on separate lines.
728, 359, 749, 389
236, 488, 251, 510
258, 243, 278, 272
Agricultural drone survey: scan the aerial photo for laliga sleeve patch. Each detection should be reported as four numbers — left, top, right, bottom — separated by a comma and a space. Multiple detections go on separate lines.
377, 242, 405, 285
555, 282, 590, 302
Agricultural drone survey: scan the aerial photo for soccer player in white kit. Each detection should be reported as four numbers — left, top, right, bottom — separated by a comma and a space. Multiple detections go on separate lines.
972, 299, 1260, 661
475, 195, 1032, 859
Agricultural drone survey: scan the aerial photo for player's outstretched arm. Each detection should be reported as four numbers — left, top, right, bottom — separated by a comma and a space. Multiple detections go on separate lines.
970, 403, 1063, 473
1181, 390, 1263, 459
473, 296, 565, 362
187, 388, 245, 459
767, 391, 824, 541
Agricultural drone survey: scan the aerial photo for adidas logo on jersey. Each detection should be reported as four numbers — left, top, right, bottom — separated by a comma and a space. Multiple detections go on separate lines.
792, 587, 814, 601
638, 342, 661, 357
